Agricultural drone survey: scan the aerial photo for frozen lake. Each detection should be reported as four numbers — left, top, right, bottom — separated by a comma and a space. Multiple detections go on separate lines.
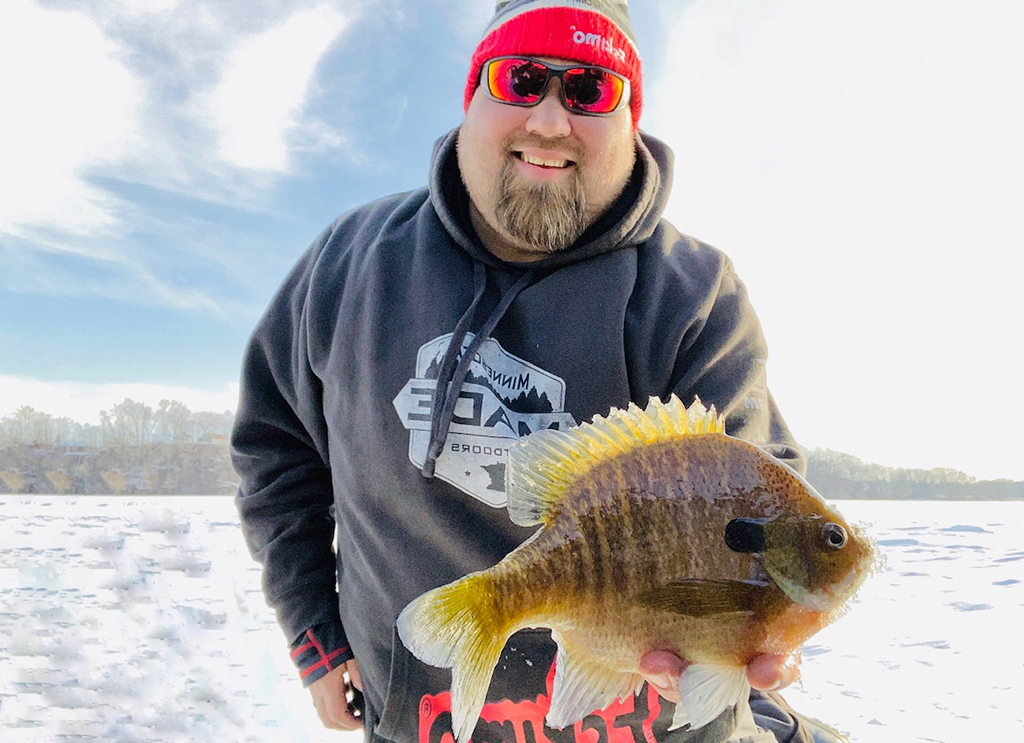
1, 497, 1020, 742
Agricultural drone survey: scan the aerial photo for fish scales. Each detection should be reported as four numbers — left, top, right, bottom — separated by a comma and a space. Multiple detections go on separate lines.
488, 441, 775, 656
504, 441, 761, 609
398, 396, 878, 743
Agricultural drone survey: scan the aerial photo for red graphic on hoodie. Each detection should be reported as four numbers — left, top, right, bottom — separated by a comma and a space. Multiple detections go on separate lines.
418, 661, 666, 743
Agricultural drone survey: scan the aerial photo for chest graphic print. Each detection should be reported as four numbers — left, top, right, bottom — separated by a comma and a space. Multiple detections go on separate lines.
392, 333, 576, 506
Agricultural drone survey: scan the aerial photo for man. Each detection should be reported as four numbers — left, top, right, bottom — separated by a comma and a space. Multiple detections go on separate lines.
232, 1, 830, 742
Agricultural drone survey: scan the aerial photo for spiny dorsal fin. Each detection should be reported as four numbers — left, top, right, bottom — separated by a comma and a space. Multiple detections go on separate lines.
506, 395, 725, 526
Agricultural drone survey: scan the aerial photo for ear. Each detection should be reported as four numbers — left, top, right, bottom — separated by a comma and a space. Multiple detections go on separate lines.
724, 518, 765, 554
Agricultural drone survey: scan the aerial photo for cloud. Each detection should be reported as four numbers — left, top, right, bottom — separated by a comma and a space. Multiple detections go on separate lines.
0, 235, 230, 315
0, 1, 355, 237
0, 0, 143, 238
643, 0, 1024, 482
0, 1, 361, 314
0, 376, 241, 425
201, 4, 351, 172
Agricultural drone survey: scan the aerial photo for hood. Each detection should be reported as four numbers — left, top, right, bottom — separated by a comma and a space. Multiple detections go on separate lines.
418, 126, 674, 480
428, 126, 674, 269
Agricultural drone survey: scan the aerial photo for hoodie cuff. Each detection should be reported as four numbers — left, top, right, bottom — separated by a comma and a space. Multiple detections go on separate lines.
290, 621, 354, 687
749, 689, 819, 743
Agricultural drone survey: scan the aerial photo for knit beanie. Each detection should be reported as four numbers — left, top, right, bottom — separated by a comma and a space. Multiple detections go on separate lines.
464, 0, 643, 128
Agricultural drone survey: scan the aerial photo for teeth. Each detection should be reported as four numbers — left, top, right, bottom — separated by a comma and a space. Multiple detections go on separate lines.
521, 153, 568, 168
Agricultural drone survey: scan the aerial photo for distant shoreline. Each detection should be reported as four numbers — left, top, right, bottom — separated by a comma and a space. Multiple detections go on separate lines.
1, 443, 1021, 500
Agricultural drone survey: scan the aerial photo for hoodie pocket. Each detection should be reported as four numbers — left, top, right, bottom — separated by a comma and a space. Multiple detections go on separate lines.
375, 627, 557, 743
375, 626, 742, 743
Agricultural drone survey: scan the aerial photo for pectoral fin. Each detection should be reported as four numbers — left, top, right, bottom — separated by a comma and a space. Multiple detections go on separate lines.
670, 664, 750, 732
546, 635, 644, 730
638, 579, 767, 617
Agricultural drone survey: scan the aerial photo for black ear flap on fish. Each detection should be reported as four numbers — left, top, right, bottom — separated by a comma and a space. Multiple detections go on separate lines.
724, 518, 766, 554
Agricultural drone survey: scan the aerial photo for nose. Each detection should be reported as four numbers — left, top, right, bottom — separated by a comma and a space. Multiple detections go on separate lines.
524, 82, 571, 138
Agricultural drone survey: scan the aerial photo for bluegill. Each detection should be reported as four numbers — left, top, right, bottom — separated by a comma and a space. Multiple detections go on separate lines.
397, 396, 877, 743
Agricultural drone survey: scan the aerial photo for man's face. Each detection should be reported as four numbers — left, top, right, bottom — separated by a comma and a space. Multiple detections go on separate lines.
457, 58, 636, 262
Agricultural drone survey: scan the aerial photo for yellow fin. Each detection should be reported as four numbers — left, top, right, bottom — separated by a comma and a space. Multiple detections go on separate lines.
397, 574, 514, 743
506, 395, 725, 526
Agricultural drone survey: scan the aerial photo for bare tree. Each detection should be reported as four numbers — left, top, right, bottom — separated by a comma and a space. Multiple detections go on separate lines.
81, 423, 103, 447
53, 417, 75, 444
165, 400, 193, 442
156, 399, 171, 438
192, 410, 234, 441
31, 410, 56, 445
13, 406, 36, 444
112, 399, 153, 446
0, 412, 19, 444
99, 410, 113, 446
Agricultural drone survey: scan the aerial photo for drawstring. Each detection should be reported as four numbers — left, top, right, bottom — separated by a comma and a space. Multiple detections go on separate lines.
423, 261, 487, 477
421, 264, 536, 478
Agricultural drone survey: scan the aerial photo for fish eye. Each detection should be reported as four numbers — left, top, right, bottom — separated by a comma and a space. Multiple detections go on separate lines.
823, 523, 848, 549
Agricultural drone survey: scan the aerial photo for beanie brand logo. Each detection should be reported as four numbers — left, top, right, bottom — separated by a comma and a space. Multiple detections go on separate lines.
569, 25, 627, 63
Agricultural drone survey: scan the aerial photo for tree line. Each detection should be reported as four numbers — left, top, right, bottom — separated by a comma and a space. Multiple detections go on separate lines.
0, 404, 1019, 498
0, 399, 234, 447
807, 447, 1023, 500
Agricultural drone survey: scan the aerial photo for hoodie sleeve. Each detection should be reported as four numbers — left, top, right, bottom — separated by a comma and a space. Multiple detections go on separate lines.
750, 690, 821, 742
231, 226, 346, 657
669, 258, 807, 476
291, 621, 355, 686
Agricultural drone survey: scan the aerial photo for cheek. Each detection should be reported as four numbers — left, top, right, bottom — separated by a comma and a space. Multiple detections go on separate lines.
463, 92, 519, 157
579, 120, 635, 205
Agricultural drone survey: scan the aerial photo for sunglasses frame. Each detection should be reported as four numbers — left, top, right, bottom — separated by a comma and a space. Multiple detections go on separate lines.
480, 56, 631, 117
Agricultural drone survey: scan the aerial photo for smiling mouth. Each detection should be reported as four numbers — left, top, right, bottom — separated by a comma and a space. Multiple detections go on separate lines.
513, 151, 575, 169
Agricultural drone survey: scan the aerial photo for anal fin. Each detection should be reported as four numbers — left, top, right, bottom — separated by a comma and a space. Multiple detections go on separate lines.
670, 663, 750, 732
546, 638, 643, 730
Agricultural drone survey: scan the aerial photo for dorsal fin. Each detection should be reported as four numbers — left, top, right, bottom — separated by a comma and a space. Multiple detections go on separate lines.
505, 395, 725, 526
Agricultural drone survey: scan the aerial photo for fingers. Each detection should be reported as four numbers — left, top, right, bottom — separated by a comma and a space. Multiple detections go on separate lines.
639, 650, 687, 703
348, 658, 363, 691
637, 649, 802, 705
321, 686, 362, 731
310, 661, 364, 731
746, 652, 802, 691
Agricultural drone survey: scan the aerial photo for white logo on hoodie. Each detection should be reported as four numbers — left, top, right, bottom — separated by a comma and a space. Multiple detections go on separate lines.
392, 332, 576, 507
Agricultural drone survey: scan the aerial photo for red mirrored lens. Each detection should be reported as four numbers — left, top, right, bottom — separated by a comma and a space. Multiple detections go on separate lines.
486, 58, 550, 104
562, 68, 625, 114
484, 58, 627, 115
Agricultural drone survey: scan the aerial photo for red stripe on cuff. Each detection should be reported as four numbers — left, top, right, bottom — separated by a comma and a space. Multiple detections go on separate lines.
306, 630, 332, 669
299, 647, 349, 679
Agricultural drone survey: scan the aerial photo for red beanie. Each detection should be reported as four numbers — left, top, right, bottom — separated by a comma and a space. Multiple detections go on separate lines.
465, 0, 643, 129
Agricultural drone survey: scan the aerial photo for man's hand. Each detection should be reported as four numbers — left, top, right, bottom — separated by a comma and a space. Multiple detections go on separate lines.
309, 659, 363, 731
639, 650, 801, 703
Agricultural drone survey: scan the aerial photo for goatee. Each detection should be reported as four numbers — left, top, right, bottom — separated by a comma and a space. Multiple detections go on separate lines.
493, 160, 588, 254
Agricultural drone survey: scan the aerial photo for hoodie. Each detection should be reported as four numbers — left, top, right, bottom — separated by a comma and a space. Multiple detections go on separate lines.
231, 127, 808, 743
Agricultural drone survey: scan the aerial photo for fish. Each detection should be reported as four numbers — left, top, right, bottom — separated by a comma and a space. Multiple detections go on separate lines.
397, 395, 878, 743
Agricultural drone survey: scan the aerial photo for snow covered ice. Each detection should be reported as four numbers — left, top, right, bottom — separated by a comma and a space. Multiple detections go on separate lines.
0, 496, 360, 743
1, 496, 1021, 742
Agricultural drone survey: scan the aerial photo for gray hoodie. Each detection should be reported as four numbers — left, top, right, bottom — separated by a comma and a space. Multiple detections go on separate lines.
232, 127, 808, 743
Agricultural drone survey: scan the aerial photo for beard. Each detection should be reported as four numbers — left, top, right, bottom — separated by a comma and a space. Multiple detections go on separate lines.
492, 147, 589, 255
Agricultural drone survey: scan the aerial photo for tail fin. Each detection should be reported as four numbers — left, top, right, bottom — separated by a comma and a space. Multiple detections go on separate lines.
397, 574, 514, 743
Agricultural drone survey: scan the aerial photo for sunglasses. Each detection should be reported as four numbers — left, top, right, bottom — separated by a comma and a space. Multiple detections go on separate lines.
481, 57, 630, 116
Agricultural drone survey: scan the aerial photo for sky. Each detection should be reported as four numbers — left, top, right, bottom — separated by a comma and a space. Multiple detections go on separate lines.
1, 0, 1021, 481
